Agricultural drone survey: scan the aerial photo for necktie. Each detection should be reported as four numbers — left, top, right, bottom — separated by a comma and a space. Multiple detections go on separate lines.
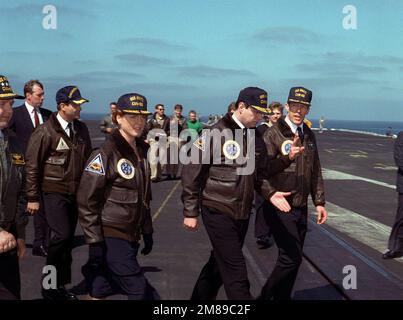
297, 126, 304, 145
33, 109, 40, 128
67, 122, 74, 139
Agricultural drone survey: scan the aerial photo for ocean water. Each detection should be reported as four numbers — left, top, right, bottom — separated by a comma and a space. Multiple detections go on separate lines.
310, 119, 403, 136
80, 113, 403, 136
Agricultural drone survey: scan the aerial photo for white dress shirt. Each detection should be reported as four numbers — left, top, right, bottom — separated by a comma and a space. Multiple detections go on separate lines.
284, 115, 303, 134
56, 113, 72, 137
232, 113, 245, 129
25, 101, 44, 127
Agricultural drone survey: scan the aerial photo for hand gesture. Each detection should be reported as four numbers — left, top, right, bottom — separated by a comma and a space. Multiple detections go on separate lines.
269, 192, 292, 212
289, 134, 305, 161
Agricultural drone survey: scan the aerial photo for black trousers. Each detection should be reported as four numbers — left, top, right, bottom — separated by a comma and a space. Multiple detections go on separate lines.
260, 203, 308, 300
254, 192, 271, 238
42, 193, 78, 287
17, 190, 49, 249
20, 169, 49, 249
82, 237, 160, 300
0, 249, 21, 300
191, 206, 251, 300
388, 193, 403, 252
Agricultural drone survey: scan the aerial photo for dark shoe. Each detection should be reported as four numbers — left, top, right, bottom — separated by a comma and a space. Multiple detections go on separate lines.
42, 287, 78, 301
382, 250, 403, 259
32, 245, 48, 257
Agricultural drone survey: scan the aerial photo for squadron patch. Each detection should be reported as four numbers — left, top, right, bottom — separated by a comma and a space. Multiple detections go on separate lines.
193, 131, 207, 151
223, 140, 241, 160
117, 158, 135, 179
85, 154, 105, 175
11, 153, 25, 165
281, 140, 294, 156
56, 137, 69, 151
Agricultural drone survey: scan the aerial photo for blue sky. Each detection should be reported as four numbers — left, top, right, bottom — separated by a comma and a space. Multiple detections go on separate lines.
1, 0, 403, 120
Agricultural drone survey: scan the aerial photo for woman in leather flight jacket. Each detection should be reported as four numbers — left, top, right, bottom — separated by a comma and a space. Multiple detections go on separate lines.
77, 93, 157, 300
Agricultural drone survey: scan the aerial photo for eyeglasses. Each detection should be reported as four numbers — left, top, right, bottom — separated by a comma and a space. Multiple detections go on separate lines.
158, 108, 164, 111
289, 104, 309, 113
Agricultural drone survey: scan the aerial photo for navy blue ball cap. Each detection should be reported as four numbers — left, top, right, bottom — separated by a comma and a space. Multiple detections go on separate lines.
56, 86, 89, 105
117, 93, 151, 115
288, 87, 312, 106
0, 75, 24, 100
236, 87, 270, 114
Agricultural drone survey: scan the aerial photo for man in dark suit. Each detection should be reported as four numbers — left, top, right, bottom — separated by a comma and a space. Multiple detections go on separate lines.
383, 132, 403, 259
8, 80, 52, 257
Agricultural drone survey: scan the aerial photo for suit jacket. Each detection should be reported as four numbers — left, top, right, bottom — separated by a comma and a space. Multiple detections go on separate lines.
394, 132, 403, 193
8, 103, 53, 155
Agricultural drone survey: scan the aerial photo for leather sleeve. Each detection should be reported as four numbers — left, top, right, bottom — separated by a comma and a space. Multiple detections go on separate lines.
163, 118, 170, 136
77, 150, 109, 244
310, 134, 326, 206
181, 138, 211, 218
141, 158, 153, 235
25, 126, 52, 202
257, 128, 293, 200
141, 207, 153, 235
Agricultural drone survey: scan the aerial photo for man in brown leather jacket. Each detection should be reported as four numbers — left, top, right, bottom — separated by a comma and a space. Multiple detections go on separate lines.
258, 87, 327, 300
25, 86, 92, 300
182, 87, 303, 300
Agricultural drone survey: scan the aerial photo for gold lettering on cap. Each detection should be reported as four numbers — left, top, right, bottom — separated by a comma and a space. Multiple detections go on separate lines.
130, 95, 144, 102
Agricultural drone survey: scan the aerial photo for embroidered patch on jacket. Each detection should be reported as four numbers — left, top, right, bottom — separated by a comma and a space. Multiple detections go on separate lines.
193, 131, 207, 151
85, 154, 105, 175
56, 137, 69, 151
117, 158, 135, 179
223, 140, 240, 160
11, 153, 25, 165
281, 140, 293, 155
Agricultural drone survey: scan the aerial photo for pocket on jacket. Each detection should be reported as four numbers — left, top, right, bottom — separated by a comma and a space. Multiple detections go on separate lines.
102, 189, 139, 224
203, 166, 239, 201
43, 157, 66, 180
108, 188, 138, 204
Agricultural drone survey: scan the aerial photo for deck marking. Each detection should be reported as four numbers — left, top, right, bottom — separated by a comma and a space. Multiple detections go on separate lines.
322, 168, 395, 189
314, 201, 403, 264
152, 181, 181, 222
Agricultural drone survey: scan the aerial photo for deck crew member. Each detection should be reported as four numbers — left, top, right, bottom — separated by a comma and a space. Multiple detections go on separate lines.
99, 102, 118, 137
146, 104, 170, 182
